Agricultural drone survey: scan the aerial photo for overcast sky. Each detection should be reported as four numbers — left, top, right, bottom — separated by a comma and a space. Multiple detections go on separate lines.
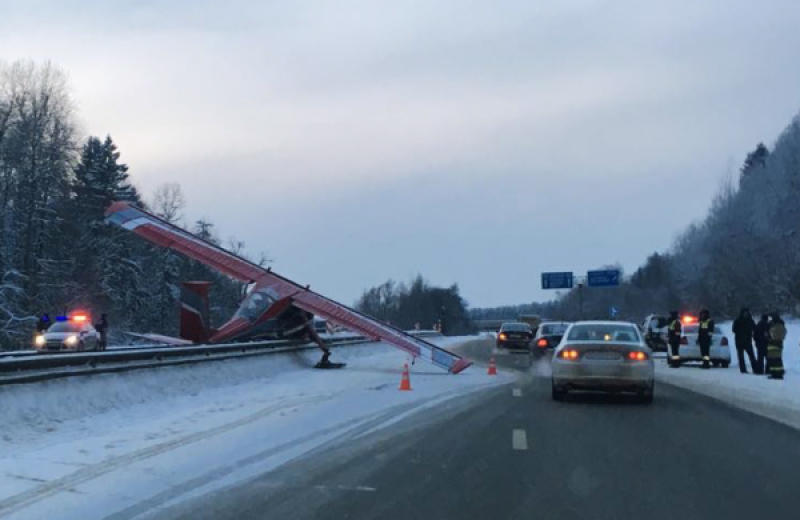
3, 0, 800, 307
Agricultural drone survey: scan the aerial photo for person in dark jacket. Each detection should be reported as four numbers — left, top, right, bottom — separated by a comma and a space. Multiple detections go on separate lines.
732, 307, 757, 373
766, 313, 786, 380
697, 309, 714, 369
667, 311, 682, 367
36, 313, 51, 333
753, 314, 769, 375
95, 314, 109, 351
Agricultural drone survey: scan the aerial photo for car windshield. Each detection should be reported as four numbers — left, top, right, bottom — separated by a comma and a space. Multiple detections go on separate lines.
541, 323, 569, 335
47, 321, 82, 333
501, 323, 531, 332
567, 324, 641, 343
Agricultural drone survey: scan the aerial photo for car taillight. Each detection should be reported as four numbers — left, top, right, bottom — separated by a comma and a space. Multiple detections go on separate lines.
680, 337, 688, 345
560, 349, 579, 360
720, 337, 728, 346
627, 351, 648, 361
498, 333, 507, 341
537, 338, 548, 348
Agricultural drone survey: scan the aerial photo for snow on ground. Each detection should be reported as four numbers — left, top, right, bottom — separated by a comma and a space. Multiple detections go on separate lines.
655, 320, 800, 430
0, 337, 509, 520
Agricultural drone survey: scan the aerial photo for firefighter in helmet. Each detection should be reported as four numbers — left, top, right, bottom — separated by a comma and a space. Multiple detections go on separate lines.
697, 309, 714, 369
667, 311, 682, 368
766, 312, 786, 380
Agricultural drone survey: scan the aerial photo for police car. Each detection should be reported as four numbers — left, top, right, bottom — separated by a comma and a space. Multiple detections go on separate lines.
33, 313, 102, 353
675, 315, 731, 367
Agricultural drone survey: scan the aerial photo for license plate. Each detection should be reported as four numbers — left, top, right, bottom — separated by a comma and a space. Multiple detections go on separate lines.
584, 351, 621, 360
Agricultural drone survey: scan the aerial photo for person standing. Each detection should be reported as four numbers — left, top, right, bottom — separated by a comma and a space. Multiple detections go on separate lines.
95, 314, 109, 351
753, 314, 769, 375
732, 308, 757, 373
36, 313, 51, 333
667, 311, 682, 368
766, 313, 786, 380
698, 309, 714, 369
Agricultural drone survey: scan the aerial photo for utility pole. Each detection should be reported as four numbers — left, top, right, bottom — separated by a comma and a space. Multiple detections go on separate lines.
578, 282, 584, 320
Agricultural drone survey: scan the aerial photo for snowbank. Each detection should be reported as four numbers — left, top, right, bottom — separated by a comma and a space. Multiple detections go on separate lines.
655, 320, 800, 430
0, 337, 509, 519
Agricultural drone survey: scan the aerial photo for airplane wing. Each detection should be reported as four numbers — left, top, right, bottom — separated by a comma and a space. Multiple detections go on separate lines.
105, 202, 472, 374
105, 201, 266, 283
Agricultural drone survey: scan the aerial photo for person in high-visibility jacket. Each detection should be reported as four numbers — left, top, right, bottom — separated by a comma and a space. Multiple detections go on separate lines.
766, 313, 786, 380
697, 309, 714, 369
667, 311, 682, 368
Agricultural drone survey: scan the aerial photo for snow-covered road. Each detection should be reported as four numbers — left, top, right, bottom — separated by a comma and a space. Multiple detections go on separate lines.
0, 338, 509, 519
655, 320, 800, 429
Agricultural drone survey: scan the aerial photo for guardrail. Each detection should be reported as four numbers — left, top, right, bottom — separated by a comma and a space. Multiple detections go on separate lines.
0, 335, 371, 386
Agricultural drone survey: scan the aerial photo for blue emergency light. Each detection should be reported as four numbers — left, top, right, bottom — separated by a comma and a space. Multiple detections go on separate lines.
56, 316, 68, 322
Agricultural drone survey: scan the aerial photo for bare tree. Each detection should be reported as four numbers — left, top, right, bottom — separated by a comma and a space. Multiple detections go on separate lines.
150, 182, 185, 224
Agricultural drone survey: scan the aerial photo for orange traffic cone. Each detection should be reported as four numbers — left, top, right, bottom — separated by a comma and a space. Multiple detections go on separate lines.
488, 357, 497, 376
399, 363, 412, 391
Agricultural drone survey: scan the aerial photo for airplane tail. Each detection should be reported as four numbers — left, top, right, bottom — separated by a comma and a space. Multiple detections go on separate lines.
180, 281, 212, 343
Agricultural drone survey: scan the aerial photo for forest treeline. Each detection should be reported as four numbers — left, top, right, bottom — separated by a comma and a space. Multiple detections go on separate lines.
0, 61, 250, 348
355, 275, 473, 335
474, 113, 800, 323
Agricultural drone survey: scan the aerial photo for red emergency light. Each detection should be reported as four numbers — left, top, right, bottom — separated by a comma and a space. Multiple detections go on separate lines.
71, 313, 89, 323
681, 315, 697, 324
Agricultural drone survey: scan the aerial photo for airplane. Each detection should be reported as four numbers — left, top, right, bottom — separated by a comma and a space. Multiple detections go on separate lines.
105, 201, 472, 373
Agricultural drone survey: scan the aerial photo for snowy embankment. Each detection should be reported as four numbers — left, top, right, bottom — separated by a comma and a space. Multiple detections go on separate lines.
655, 320, 800, 429
0, 337, 507, 520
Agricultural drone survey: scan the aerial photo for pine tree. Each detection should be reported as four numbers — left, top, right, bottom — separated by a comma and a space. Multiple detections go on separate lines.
68, 135, 145, 326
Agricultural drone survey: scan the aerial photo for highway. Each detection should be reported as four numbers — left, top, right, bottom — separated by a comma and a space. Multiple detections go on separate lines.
149, 342, 800, 520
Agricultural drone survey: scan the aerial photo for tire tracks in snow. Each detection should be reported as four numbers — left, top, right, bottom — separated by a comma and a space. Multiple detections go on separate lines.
0, 394, 330, 518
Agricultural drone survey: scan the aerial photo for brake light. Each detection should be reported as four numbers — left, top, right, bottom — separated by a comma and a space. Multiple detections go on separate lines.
720, 337, 728, 346
498, 333, 507, 341
537, 338, 548, 348
560, 349, 579, 360
627, 351, 648, 361
680, 336, 688, 345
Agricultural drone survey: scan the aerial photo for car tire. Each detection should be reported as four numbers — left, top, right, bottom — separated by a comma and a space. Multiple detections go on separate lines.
552, 383, 566, 401
638, 384, 654, 405
721, 361, 730, 368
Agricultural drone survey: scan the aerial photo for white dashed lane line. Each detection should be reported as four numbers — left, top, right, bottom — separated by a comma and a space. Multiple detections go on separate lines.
512, 388, 522, 397
512, 429, 528, 451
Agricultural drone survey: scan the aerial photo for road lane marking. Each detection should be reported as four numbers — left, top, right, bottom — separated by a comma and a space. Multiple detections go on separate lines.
512, 429, 528, 450
512, 388, 522, 397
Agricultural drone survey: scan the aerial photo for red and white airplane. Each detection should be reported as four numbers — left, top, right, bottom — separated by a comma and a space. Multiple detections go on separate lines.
105, 201, 472, 373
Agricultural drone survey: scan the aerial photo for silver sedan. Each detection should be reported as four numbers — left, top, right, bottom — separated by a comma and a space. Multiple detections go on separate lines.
551, 321, 654, 404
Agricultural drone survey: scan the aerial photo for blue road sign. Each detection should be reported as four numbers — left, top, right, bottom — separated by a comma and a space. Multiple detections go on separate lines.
587, 269, 621, 287
541, 272, 574, 290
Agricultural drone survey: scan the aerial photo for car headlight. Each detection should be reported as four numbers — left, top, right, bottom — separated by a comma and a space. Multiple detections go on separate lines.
34, 335, 46, 347
64, 335, 78, 347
